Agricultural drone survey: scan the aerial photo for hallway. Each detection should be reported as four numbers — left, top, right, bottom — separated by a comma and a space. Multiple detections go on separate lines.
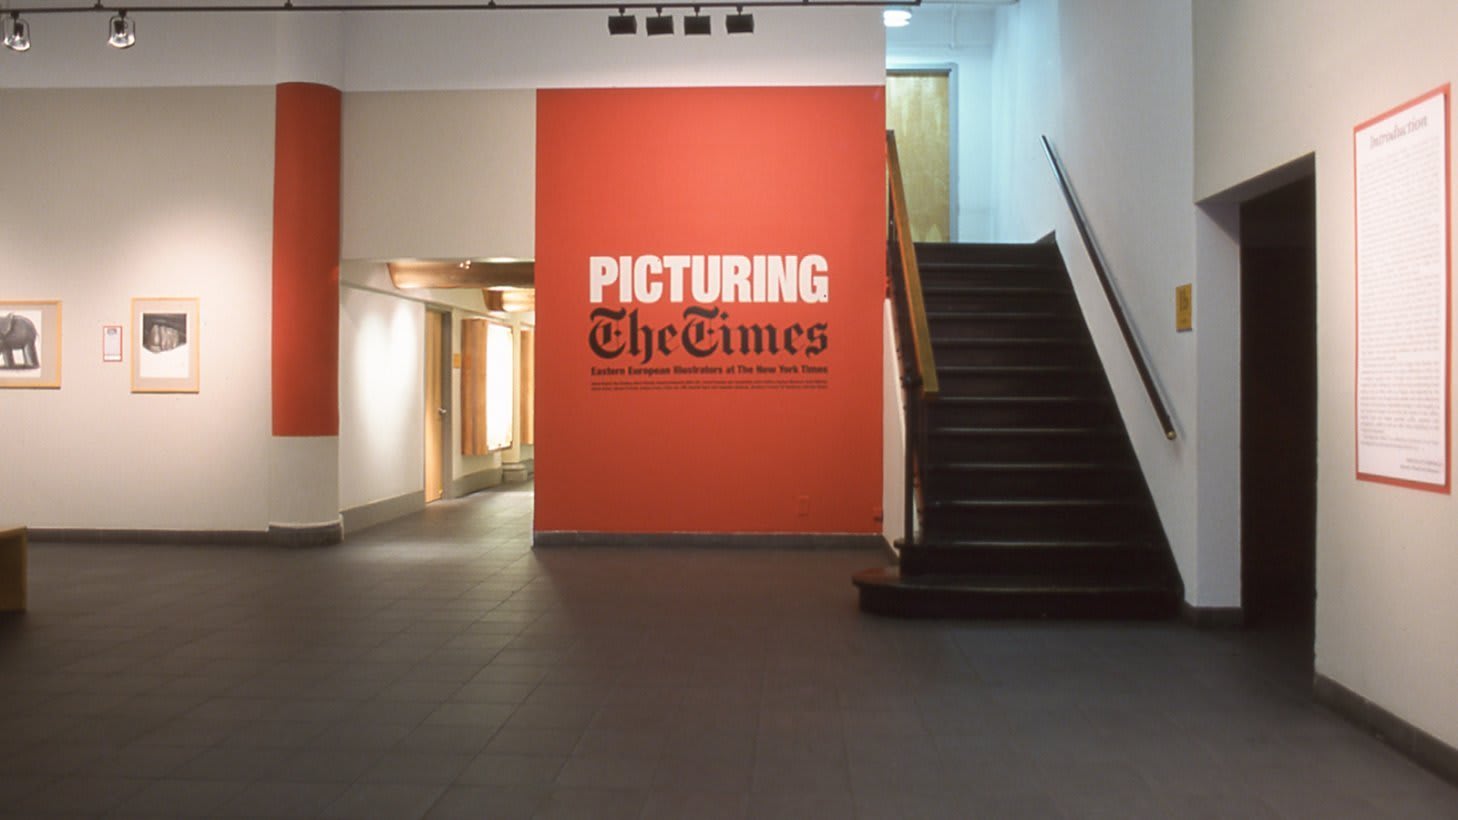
1, 486, 1454, 818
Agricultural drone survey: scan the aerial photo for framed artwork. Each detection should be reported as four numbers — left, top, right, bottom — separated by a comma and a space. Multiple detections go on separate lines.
131, 298, 199, 393
0, 299, 62, 389
102, 325, 123, 363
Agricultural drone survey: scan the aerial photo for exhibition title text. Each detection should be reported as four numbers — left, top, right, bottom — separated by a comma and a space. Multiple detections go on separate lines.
587, 254, 831, 364
1369, 114, 1429, 149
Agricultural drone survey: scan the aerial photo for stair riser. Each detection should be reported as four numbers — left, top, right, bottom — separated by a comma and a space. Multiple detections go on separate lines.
924, 469, 1143, 500
926, 435, 1128, 462
935, 372, 1105, 398
900, 546, 1165, 577
921, 270, 1070, 290
923, 505, 1155, 539
927, 318, 1084, 340
928, 401, 1118, 427
914, 243, 1062, 267
930, 345, 1095, 368
922, 292, 1077, 314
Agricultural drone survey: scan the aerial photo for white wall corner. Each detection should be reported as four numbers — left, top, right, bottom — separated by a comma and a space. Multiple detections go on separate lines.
1191, 201, 1242, 608
270, 435, 343, 528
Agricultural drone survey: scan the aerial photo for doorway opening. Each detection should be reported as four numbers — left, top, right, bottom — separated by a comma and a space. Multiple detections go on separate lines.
886, 68, 954, 243
1239, 174, 1317, 636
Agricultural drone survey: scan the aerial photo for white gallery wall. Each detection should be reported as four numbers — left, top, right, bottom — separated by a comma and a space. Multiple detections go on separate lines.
988, 0, 1215, 604
1196, 0, 1458, 752
338, 280, 426, 516
0, 88, 276, 531
342, 8, 884, 91
986, 0, 1064, 245
341, 91, 536, 262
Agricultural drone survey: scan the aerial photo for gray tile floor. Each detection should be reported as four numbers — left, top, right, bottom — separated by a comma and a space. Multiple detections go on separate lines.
2, 482, 1455, 819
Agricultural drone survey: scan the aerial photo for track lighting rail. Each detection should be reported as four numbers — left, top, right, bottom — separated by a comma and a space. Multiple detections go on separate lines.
6, 0, 917, 13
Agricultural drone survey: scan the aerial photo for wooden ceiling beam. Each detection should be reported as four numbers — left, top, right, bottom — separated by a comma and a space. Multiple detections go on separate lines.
387, 258, 534, 290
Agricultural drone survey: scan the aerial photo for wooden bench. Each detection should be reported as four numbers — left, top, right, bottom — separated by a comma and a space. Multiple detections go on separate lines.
0, 526, 26, 612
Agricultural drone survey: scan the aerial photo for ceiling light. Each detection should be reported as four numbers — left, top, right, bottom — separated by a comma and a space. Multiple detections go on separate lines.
4, 13, 31, 53
725, 7, 754, 34
108, 11, 135, 49
645, 9, 673, 36
608, 8, 636, 35
883, 8, 911, 27
684, 9, 711, 35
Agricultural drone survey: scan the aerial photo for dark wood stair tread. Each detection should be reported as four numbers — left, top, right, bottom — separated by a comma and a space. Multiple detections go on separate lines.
927, 310, 1075, 320
938, 365, 1095, 374
933, 393, 1102, 402
928, 462, 1135, 472
931, 338, 1084, 347
927, 497, 1147, 509
922, 284, 1070, 294
931, 426, 1122, 436
853, 566, 1179, 619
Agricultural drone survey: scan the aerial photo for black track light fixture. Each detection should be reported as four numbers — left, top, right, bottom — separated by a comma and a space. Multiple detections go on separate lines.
684, 7, 711, 35
108, 10, 135, 49
607, 7, 636, 35
4, 12, 31, 52
725, 6, 754, 34
645, 7, 673, 36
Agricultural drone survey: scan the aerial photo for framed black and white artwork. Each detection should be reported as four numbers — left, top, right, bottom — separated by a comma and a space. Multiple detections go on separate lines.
131, 298, 199, 393
0, 299, 62, 389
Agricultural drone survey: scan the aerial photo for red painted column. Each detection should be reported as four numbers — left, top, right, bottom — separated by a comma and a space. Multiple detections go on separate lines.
269, 82, 342, 544
272, 82, 341, 437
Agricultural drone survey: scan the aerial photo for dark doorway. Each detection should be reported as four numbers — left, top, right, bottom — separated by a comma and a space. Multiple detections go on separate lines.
1240, 175, 1317, 630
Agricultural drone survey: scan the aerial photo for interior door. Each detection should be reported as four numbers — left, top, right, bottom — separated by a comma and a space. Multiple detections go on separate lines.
886, 69, 953, 243
424, 309, 445, 503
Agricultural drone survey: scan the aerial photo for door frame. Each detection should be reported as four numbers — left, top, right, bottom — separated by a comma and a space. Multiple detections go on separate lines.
425, 307, 454, 502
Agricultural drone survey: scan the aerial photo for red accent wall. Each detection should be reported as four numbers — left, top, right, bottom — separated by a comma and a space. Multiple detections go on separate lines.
272, 82, 342, 437
535, 87, 885, 534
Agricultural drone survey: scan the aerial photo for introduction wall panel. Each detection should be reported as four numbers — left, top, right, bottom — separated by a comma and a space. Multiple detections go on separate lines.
534, 87, 885, 536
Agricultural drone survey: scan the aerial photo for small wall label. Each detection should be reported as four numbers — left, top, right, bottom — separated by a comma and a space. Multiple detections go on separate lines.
1175, 284, 1193, 332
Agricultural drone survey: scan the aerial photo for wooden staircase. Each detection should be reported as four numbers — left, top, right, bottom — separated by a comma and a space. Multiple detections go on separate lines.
854, 241, 1183, 618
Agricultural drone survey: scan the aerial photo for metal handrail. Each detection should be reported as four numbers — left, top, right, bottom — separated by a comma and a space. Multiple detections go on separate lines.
886, 130, 938, 548
1041, 135, 1177, 441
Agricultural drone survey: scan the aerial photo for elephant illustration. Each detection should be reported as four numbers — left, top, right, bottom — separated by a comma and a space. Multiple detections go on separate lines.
0, 313, 39, 370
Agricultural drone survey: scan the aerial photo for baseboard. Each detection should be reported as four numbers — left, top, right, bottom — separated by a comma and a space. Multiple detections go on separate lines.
1314, 673, 1458, 786
1179, 601, 1244, 628
451, 468, 503, 499
502, 459, 534, 483
31, 522, 343, 547
28, 528, 267, 546
534, 531, 885, 550
267, 521, 343, 547
341, 491, 425, 534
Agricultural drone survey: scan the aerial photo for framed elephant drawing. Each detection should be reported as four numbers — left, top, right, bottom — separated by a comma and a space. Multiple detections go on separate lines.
0, 300, 61, 389
131, 298, 199, 393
